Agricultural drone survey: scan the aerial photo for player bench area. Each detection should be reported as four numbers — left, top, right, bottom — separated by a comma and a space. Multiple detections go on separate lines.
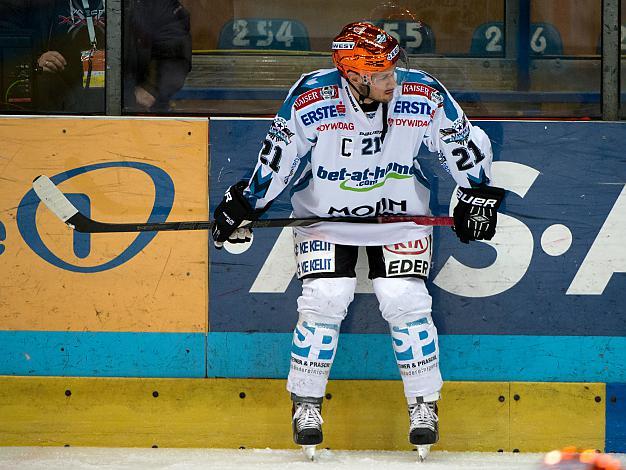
172, 54, 604, 117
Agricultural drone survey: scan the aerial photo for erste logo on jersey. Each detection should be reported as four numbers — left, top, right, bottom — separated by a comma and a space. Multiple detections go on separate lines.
294, 85, 339, 110
389, 99, 433, 127
300, 102, 346, 126
392, 100, 432, 116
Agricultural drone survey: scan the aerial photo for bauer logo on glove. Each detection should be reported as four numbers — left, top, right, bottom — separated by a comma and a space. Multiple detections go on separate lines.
453, 185, 505, 244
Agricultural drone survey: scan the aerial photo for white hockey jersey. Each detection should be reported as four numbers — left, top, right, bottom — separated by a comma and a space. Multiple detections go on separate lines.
243, 68, 494, 246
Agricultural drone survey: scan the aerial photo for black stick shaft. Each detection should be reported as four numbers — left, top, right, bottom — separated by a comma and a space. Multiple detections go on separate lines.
67, 212, 453, 233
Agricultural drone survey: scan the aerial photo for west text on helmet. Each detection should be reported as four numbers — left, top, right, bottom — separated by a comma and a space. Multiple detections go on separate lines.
332, 41, 355, 49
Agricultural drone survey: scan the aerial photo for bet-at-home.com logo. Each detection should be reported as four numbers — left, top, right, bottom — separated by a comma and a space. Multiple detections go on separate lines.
317, 161, 416, 192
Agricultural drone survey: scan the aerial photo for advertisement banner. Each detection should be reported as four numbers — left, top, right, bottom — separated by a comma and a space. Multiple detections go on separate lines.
208, 118, 626, 381
0, 117, 208, 334
210, 119, 626, 336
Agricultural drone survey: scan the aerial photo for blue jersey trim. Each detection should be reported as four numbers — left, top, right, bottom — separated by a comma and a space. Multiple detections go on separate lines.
277, 70, 342, 119
289, 168, 313, 197
405, 70, 459, 121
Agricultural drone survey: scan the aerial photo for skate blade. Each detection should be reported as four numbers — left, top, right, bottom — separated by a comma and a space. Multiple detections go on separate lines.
301, 445, 317, 461
415, 444, 431, 462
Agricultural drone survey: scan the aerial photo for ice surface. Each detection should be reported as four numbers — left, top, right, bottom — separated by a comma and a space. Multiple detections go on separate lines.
1, 447, 624, 470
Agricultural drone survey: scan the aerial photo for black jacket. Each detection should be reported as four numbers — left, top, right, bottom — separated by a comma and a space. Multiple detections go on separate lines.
123, 0, 192, 112
0, 0, 105, 113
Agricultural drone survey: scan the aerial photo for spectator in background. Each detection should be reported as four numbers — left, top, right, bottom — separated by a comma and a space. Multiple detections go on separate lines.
123, 0, 192, 113
0, 0, 106, 113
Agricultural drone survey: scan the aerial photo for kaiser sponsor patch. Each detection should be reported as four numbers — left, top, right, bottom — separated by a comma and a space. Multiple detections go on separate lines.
402, 83, 437, 100
294, 85, 340, 110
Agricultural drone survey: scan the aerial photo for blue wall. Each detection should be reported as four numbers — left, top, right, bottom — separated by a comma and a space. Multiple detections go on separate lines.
209, 119, 626, 382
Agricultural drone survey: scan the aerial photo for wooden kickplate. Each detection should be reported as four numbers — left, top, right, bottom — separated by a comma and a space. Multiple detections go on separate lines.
510, 382, 605, 452
0, 377, 605, 451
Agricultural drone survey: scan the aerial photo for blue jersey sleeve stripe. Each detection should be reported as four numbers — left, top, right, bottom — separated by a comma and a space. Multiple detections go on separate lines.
277, 70, 342, 119
408, 70, 459, 121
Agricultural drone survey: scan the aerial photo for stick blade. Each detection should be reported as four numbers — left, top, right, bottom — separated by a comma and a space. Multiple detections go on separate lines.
32, 175, 78, 223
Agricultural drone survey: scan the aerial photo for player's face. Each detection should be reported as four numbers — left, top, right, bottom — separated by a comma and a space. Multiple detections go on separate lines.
366, 66, 397, 103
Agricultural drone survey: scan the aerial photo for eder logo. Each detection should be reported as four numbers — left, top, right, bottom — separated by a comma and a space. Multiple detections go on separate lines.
16, 161, 174, 273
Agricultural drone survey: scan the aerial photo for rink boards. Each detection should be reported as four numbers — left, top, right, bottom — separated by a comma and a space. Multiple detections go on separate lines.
0, 116, 624, 451
0, 376, 616, 452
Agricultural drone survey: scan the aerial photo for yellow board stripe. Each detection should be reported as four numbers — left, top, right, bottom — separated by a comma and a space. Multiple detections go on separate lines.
0, 377, 605, 451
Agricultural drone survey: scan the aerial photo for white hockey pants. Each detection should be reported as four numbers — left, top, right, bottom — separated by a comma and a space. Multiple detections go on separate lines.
286, 276, 442, 399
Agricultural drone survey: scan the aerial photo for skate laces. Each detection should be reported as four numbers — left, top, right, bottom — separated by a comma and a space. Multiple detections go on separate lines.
409, 402, 438, 431
293, 402, 324, 431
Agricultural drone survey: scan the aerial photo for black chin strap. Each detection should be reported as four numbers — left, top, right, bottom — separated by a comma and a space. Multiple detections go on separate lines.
381, 102, 389, 143
358, 84, 370, 104
347, 80, 370, 104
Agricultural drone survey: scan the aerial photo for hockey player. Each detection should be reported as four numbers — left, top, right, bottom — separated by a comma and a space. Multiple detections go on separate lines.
211, 21, 505, 460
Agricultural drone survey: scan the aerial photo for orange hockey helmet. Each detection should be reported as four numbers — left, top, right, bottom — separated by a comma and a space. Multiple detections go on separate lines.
332, 22, 405, 78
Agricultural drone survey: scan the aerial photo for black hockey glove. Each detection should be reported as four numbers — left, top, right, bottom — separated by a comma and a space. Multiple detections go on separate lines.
212, 181, 255, 250
453, 185, 505, 244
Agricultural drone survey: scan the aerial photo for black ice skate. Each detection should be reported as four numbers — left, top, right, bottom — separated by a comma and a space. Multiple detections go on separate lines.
291, 394, 324, 460
408, 398, 439, 462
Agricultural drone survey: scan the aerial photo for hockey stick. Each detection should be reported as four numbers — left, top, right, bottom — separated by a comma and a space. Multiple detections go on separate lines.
32, 175, 454, 233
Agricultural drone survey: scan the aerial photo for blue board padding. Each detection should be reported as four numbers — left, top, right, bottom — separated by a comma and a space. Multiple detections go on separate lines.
0, 331, 205, 377
206, 332, 626, 383
3, 330, 623, 382
606, 383, 626, 452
